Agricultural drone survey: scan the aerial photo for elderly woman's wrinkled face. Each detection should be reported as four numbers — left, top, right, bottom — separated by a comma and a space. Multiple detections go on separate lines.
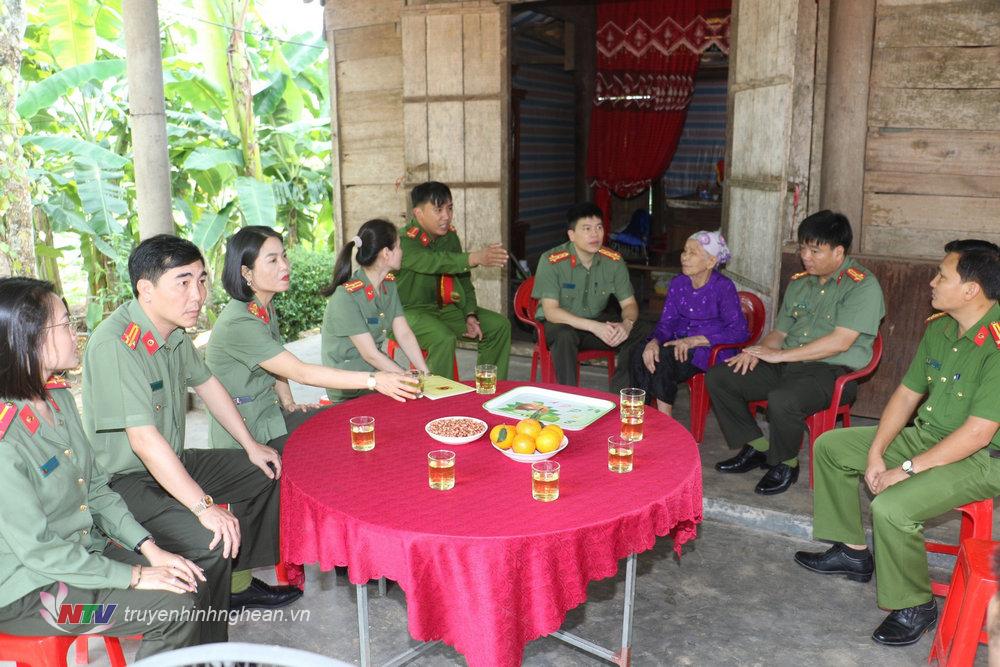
680, 238, 717, 277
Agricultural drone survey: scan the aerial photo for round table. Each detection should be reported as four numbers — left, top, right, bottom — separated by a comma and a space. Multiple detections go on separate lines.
280, 382, 702, 666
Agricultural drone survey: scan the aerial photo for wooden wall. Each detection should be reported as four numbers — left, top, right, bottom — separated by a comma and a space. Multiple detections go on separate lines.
861, 0, 1000, 258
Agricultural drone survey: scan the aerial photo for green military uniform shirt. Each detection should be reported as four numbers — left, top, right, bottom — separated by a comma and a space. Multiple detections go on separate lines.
83, 299, 213, 476
205, 297, 287, 449
0, 385, 149, 606
774, 258, 885, 370
321, 268, 404, 402
531, 242, 634, 320
901, 305, 1000, 449
396, 220, 477, 314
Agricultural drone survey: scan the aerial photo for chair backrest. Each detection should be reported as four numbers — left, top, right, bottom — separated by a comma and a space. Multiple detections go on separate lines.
858, 332, 884, 378
738, 291, 766, 345
513, 276, 539, 326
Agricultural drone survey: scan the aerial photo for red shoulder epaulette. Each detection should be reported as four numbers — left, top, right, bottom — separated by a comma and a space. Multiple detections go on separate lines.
344, 279, 365, 293
44, 375, 70, 390
406, 226, 420, 239
121, 322, 141, 350
384, 273, 396, 282
548, 251, 571, 264
0, 402, 16, 441
790, 271, 809, 281
990, 321, 1000, 349
846, 268, 866, 282
597, 247, 622, 262
247, 301, 270, 324
924, 312, 947, 324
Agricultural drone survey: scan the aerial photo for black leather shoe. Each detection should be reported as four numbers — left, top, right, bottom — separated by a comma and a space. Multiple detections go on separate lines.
754, 463, 799, 495
229, 577, 303, 610
715, 445, 769, 473
794, 543, 874, 583
872, 600, 937, 646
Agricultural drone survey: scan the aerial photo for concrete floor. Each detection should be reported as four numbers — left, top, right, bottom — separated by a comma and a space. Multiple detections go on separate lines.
26, 335, 991, 666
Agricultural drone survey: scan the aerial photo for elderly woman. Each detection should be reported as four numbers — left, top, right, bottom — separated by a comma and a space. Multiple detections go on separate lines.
0, 278, 206, 657
629, 231, 748, 416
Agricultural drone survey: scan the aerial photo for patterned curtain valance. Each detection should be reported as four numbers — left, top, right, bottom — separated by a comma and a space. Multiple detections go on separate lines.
596, 15, 730, 59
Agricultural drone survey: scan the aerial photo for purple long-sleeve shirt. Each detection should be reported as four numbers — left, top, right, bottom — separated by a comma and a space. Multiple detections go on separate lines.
649, 271, 750, 371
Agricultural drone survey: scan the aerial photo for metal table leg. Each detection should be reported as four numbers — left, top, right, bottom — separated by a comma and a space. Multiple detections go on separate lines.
549, 552, 638, 666
355, 580, 440, 667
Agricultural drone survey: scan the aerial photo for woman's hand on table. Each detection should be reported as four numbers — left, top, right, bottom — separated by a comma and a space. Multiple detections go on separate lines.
642, 340, 660, 372
375, 371, 421, 402
282, 401, 322, 413
197, 504, 242, 559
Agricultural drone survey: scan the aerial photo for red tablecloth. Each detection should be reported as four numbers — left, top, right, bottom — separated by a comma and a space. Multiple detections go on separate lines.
280, 382, 702, 666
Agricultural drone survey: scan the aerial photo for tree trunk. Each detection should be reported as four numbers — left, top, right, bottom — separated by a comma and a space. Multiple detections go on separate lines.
0, 0, 36, 277
223, 0, 263, 179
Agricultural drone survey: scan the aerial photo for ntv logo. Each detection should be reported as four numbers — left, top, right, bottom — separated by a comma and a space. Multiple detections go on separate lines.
39, 583, 116, 634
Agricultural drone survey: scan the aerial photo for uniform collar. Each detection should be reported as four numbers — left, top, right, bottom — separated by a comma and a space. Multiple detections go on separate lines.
125, 299, 185, 353
951, 302, 1000, 345
352, 267, 390, 299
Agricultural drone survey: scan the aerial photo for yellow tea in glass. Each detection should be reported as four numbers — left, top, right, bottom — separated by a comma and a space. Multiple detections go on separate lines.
349, 416, 375, 451
427, 450, 456, 490
619, 388, 645, 441
531, 460, 560, 502
608, 436, 634, 473
475, 364, 497, 395
406, 369, 425, 398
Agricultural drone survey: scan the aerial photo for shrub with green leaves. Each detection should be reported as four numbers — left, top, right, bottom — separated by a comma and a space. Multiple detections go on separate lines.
274, 245, 334, 341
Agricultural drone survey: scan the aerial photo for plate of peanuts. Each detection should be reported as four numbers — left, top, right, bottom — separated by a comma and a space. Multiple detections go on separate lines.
425, 416, 489, 445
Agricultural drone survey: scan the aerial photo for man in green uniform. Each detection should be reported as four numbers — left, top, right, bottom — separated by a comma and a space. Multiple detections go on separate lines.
82, 235, 301, 638
531, 202, 644, 390
396, 181, 511, 379
707, 211, 885, 495
795, 240, 1000, 646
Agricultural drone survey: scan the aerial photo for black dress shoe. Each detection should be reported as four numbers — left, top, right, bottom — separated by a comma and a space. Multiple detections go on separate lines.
229, 577, 303, 610
715, 445, 769, 473
872, 600, 937, 646
755, 463, 798, 495
793, 543, 874, 582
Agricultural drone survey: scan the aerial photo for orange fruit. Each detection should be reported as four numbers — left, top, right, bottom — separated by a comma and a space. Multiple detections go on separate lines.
539, 424, 564, 442
535, 429, 562, 453
516, 418, 542, 437
511, 434, 536, 455
490, 424, 516, 449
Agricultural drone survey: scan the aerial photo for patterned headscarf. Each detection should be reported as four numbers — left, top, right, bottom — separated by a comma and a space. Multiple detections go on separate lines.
690, 230, 732, 265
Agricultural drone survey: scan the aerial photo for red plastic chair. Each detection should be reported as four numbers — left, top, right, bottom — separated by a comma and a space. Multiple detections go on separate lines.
747, 333, 884, 488
687, 291, 766, 443
929, 538, 996, 665
926, 499, 995, 598
513, 276, 616, 387
386, 339, 460, 380
0, 633, 125, 667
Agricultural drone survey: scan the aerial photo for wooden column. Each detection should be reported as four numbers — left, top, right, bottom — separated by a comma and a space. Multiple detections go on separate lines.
819, 0, 875, 229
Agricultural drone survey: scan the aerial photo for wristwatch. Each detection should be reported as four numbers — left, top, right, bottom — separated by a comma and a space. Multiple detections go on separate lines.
190, 494, 214, 516
366, 373, 377, 391
901, 460, 916, 476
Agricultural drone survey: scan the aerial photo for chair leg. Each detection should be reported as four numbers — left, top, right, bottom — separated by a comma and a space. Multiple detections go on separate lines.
687, 376, 709, 443
530, 350, 539, 382
104, 637, 127, 667
75, 636, 90, 665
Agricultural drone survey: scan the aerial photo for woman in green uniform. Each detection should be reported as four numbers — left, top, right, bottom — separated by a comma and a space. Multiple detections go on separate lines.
320, 218, 428, 403
0, 278, 206, 657
207, 226, 418, 454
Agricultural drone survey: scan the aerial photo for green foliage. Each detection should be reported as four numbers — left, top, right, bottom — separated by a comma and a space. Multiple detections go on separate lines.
272, 245, 332, 341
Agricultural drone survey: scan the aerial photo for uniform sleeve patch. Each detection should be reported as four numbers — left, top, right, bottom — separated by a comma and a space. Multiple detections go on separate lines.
789, 271, 809, 281
121, 322, 141, 350
344, 279, 365, 293
597, 247, 622, 262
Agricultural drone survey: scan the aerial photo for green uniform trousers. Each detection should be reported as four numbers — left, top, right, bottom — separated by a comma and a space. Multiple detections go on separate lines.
705, 360, 853, 465
813, 425, 1000, 609
109, 449, 281, 642
0, 543, 201, 659
543, 320, 648, 392
404, 304, 511, 380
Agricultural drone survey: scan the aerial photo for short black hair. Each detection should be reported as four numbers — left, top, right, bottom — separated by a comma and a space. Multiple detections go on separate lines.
944, 239, 1000, 300
223, 226, 284, 302
796, 210, 853, 253
0, 277, 58, 400
411, 181, 453, 208
127, 234, 205, 297
566, 202, 604, 230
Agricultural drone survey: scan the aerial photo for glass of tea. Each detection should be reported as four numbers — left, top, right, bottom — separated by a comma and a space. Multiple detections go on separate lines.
608, 435, 634, 473
531, 460, 560, 502
349, 416, 375, 451
406, 369, 425, 398
475, 364, 497, 395
427, 450, 456, 490
619, 388, 645, 441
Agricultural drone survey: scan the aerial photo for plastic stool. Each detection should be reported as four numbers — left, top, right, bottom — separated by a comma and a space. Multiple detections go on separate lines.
386, 339, 459, 380
0, 632, 125, 667
926, 499, 994, 597
928, 538, 996, 666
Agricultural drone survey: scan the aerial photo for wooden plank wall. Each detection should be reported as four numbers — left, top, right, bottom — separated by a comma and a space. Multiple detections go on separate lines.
862, 0, 1000, 258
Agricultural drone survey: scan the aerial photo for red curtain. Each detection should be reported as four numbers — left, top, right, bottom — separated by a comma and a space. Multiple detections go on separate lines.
587, 0, 731, 228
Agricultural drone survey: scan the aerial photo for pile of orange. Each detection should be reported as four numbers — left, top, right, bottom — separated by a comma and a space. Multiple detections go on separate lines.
490, 419, 564, 455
